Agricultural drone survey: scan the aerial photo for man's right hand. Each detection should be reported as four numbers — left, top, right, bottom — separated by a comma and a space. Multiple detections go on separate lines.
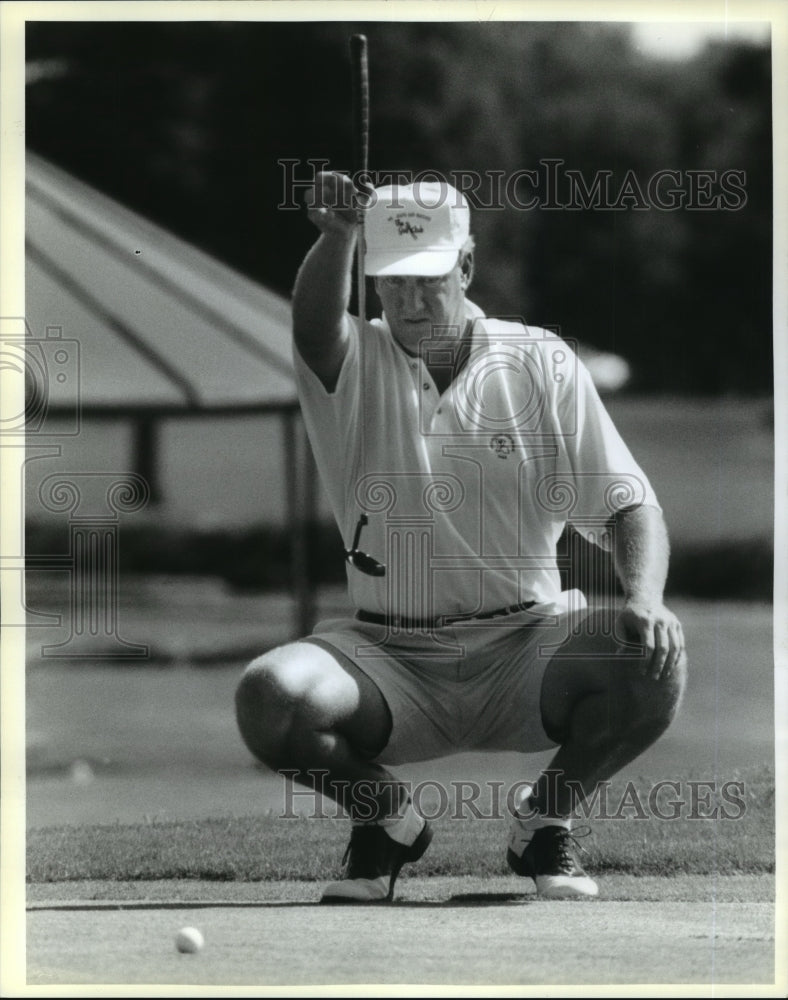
305, 171, 361, 236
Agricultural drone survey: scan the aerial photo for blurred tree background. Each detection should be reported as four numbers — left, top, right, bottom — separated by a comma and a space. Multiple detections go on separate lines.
25, 19, 772, 394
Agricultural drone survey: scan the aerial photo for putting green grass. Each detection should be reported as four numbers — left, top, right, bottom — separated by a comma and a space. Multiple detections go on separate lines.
28, 765, 774, 884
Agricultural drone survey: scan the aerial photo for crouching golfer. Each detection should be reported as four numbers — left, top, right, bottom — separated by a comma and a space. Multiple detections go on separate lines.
235, 172, 687, 902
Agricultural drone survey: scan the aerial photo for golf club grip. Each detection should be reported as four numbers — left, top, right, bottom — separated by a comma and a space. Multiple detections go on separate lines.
350, 34, 369, 176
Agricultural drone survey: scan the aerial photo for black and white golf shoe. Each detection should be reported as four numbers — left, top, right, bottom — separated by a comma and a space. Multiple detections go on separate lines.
320, 820, 433, 904
507, 820, 599, 899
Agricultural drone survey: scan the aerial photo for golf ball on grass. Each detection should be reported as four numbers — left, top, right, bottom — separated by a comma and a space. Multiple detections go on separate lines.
175, 927, 204, 953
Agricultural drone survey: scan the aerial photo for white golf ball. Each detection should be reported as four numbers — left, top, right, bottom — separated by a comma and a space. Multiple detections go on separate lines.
175, 927, 204, 953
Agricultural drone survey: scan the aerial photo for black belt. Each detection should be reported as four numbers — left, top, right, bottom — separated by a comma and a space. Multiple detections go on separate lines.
355, 600, 537, 630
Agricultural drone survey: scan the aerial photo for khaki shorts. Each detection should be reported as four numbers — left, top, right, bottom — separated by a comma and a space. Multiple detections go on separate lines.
303, 595, 590, 766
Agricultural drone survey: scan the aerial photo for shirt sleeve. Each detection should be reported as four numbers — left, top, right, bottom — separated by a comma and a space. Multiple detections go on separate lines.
552, 347, 661, 549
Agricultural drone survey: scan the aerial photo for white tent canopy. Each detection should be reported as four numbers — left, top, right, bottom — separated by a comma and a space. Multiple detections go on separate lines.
26, 152, 297, 415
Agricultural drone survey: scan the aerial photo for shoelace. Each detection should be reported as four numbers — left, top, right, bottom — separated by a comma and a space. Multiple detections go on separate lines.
548, 826, 592, 874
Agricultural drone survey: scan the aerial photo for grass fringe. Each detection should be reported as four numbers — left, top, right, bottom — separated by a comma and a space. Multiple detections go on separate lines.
28, 767, 774, 883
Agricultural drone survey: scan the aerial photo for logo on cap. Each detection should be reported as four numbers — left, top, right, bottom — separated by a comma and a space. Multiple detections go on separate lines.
391, 213, 429, 239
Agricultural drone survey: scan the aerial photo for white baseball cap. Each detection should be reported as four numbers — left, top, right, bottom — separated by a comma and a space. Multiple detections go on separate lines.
363, 181, 471, 277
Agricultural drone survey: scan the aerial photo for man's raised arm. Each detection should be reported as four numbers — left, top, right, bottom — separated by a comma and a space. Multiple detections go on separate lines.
292, 171, 360, 389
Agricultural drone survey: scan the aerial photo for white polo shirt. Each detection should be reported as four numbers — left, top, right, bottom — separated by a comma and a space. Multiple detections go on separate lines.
293, 301, 660, 619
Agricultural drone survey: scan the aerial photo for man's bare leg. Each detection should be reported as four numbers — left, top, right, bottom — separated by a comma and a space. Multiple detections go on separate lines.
507, 608, 687, 897
234, 641, 431, 902
534, 609, 687, 818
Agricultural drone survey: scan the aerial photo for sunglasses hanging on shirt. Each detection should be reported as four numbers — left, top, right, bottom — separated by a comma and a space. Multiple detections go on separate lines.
344, 513, 386, 577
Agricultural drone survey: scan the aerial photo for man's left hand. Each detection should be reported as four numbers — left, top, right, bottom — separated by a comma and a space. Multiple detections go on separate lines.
616, 602, 686, 680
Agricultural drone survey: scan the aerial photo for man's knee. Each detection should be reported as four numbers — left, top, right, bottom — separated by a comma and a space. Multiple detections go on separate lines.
234, 643, 341, 770
543, 642, 687, 747
622, 650, 688, 739
656, 651, 688, 724
235, 653, 290, 769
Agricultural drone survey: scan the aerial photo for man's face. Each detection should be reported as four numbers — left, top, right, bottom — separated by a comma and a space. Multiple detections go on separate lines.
374, 259, 469, 356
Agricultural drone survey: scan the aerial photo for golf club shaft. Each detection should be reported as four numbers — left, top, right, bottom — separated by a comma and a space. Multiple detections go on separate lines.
350, 33, 369, 324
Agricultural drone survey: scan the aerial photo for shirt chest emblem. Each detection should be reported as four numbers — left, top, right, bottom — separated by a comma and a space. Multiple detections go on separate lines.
489, 433, 516, 459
